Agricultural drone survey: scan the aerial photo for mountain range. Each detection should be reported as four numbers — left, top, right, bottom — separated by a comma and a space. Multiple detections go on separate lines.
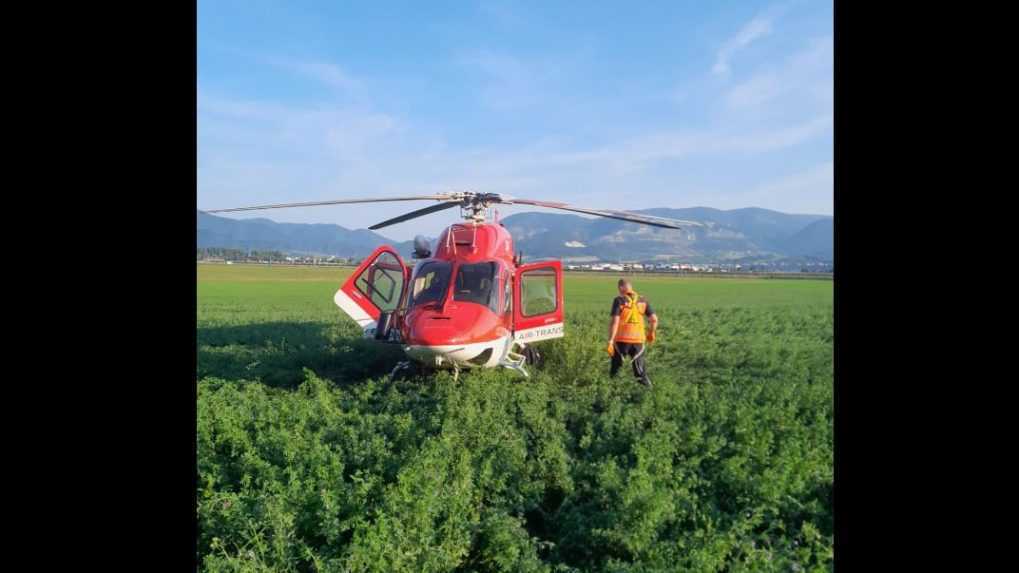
198, 206, 833, 263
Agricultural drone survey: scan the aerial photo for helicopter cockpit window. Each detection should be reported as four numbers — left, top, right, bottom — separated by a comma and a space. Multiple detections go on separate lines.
454, 261, 499, 313
410, 261, 452, 307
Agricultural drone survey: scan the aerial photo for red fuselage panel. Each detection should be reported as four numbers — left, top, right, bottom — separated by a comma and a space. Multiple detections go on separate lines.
404, 303, 510, 346
432, 222, 515, 264
401, 222, 515, 347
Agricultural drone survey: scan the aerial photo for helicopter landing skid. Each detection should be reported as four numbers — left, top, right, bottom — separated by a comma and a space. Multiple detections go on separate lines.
500, 341, 530, 378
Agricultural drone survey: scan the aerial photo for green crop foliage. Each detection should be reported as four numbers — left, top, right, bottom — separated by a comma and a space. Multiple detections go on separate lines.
198, 264, 833, 572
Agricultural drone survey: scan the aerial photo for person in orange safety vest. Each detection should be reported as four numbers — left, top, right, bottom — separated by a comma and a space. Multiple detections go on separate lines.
606, 278, 658, 387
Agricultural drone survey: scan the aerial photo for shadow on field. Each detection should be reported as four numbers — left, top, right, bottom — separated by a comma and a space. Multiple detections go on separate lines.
197, 322, 406, 388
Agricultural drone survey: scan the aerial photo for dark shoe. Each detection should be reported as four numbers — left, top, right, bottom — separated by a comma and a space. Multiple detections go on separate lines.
637, 376, 652, 388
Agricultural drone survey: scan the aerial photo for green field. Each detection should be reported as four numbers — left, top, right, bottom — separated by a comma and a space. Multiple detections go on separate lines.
198, 263, 834, 572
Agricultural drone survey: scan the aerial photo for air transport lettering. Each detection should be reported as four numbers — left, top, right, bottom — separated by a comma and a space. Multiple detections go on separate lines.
514, 323, 565, 343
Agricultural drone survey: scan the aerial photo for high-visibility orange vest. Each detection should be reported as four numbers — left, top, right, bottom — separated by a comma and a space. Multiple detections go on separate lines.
614, 291, 648, 344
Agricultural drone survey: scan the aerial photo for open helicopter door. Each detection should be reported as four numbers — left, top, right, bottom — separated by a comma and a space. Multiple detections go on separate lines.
512, 260, 565, 344
336, 246, 409, 338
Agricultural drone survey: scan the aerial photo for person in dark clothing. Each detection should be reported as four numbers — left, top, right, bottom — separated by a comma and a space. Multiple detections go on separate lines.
607, 278, 658, 387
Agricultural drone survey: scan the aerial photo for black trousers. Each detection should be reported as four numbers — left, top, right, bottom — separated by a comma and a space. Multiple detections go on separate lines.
610, 342, 648, 381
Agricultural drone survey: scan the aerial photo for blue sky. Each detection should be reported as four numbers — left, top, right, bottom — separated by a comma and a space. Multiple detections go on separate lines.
198, 1, 833, 241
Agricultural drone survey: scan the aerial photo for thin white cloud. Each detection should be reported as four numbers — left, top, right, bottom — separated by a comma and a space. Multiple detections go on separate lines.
199, 92, 296, 122
713, 15, 774, 76
746, 161, 834, 213
266, 58, 363, 92
725, 35, 833, 110
727, 115, 832, 152
712, 2, 798, 77
521, 114, 832, 172
200, 88, 832, 207
660, 161, 833, 215
460, 51, 544, 110
198, 90, 402, 166
725, 73, 783, 108
477, 1, 521, 27
295, 61, 361, 91
457, 50, 588, 111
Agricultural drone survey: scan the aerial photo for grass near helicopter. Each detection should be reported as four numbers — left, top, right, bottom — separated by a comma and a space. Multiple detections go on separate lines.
197, 263, 833, 571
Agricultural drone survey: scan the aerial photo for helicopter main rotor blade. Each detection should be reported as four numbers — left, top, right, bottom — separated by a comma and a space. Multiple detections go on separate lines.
501, 197, 703, 230
205, 194, 459, 214
368, 201, 462, 230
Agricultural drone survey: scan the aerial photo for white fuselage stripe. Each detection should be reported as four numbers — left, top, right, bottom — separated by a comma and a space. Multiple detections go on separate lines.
405, 335, 511, 368
513, 322, 565, 343
334, 289, 376, 329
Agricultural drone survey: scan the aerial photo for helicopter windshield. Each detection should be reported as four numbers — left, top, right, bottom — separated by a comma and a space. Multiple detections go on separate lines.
410, 260, 452, 307
453, 261, 499, 313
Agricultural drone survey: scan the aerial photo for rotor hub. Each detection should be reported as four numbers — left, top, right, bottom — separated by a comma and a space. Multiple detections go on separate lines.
456, 192, 503, 224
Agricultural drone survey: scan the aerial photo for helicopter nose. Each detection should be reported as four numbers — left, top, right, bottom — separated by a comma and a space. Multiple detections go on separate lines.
407, 316, 458, 347
402, 304, 510, 368
406, 303, 504, 347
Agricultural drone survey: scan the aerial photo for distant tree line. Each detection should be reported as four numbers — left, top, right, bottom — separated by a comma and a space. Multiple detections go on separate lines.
197, 247, 360, 265
198, 247, 286, 261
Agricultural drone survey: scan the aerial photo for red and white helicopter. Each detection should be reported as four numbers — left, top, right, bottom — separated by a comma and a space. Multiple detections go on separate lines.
207, 192, 701, 378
